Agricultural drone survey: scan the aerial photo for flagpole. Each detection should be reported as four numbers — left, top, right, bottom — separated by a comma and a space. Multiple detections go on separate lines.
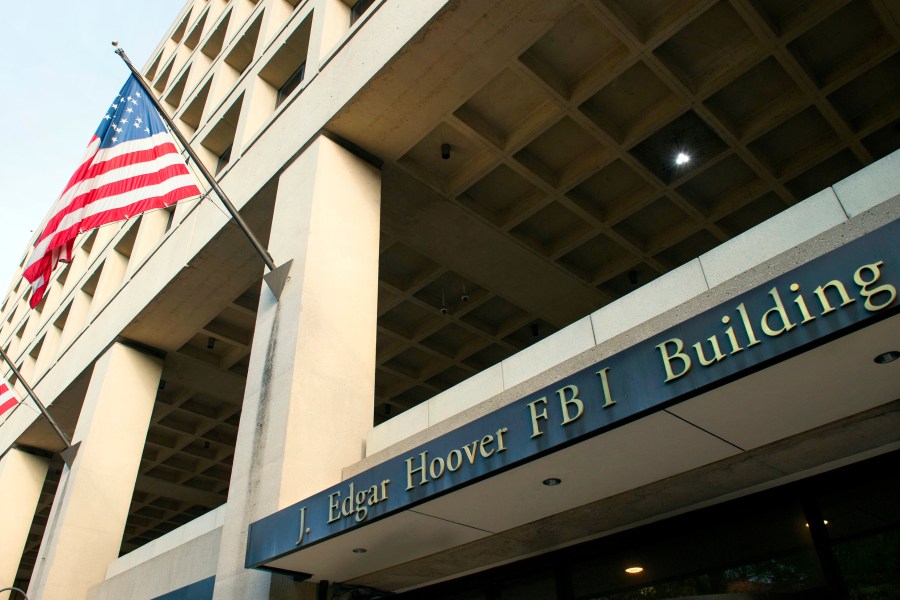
112, 42, 292, 298
0, 347, 79, 467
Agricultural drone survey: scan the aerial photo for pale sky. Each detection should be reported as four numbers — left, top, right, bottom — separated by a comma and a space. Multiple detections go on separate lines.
0, 0, 190, 296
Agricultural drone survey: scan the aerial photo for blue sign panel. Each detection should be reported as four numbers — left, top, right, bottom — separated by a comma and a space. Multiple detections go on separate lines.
247, 219, 899, 570
152, 576, 215, 600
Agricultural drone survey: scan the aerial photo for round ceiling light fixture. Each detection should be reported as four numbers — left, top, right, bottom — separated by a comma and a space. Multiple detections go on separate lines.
542, 478, 562, 487
874, 350, 899, 364
625, 566, 644, 574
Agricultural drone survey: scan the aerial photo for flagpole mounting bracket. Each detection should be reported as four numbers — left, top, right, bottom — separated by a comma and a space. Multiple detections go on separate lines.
60, 441, 81, 468
263, 260, 292, 299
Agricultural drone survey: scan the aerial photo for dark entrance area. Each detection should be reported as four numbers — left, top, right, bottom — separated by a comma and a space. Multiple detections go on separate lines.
395, 451, 900, 600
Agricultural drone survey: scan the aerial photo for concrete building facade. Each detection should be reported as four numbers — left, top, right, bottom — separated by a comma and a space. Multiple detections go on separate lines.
0, 0, 898, 598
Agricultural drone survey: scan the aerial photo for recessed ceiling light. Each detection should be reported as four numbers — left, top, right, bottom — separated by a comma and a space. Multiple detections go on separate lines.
874, 350, 899, 364
542, 478, 562, 486
352, 548, 367, 554
805, 520, 829, 527
675, 152, 691, 166
625, 566, 644, 574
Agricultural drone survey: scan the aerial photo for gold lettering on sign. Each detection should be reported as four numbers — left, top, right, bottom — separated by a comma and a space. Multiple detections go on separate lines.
789, 284, 816, 324
760, 287, 796, 337
429, 456, 445, 479
404, 427, 509, 491
855, 261, 896, 311
814, 279, 854, 315
597, 368, 615, 408
496, 427, 508, 451
328, 479, 390, 524
557, 385, 583, 426
479, 434, 496, 458
406, 451, 429, 490
692, 335, 726, 366
527, 397, 549, 438
736, 302, 761, 348
296, 506, 309, 545
657, 338, 692, 382
720, 316, 744, 354
447, 449, 463, 472
656, 258, 896, 384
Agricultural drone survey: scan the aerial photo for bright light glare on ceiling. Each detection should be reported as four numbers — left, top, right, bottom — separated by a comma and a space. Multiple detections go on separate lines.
625, 566, 644, 574
675, 152, 691, 166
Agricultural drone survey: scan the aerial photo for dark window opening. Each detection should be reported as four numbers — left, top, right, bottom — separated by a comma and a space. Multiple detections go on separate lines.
350, 0, 376, 26
216, 145, 232, 175
392, 451, 900, 600
276, 62, 306, 107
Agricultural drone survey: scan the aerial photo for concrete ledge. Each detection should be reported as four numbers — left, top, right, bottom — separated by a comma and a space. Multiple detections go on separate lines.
833, 149, 900, 218
366, 402, 428, 456
590, 260, 708, 344
106, 505, 227, 578
428, 364, 504, 427
699, 187, 847, 289
501, 316, 595, 390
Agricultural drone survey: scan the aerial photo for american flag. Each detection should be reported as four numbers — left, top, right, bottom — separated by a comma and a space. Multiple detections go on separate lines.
23, 75, 200, 308
0, 376, 20, 419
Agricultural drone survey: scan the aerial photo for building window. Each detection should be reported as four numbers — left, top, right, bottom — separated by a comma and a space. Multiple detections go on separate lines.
350, 0, 376, 26
216, 145, 232, 174
276, 62, 306, 107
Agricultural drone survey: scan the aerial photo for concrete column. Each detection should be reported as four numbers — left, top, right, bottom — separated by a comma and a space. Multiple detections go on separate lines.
311, 0, 352, 63
126, 209, 171, 279
213, 135, 381, 599
89, 251, 128, 318
28, 343, 162, 600
0, 449, 49, 599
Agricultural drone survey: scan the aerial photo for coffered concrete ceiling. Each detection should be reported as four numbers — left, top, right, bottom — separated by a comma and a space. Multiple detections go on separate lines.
328, 0, 900, 421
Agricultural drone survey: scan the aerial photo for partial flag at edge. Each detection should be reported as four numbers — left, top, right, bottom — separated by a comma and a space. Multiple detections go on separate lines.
0, 376, 21, 419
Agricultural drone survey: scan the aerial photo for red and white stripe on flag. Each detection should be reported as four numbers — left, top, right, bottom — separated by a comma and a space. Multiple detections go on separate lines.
22, 75, 200, 308
0, 378, 20, 418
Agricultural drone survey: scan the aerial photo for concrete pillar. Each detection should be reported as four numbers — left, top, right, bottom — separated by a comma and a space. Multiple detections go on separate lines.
311, 0, 352, 63
28, 343, 162, 600
213, 134, 381, 599
0, 449, 49, 599
126, 209, 171, 279
89, 250, 129, 318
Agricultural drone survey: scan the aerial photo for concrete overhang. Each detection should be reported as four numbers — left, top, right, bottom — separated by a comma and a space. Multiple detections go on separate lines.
253, 314, 899, 590
247, 218, 900, 590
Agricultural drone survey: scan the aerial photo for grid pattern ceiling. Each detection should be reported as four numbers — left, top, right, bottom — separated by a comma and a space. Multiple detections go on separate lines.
371, 0, 900, 421
14, 291, 257, 585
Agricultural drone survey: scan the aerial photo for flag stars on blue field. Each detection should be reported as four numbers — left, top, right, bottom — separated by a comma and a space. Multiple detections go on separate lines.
95, 77, 168, 147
